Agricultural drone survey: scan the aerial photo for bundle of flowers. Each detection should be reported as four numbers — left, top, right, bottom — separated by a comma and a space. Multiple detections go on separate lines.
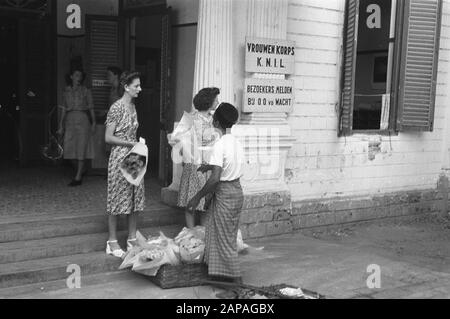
121, 153, 146, 179
119, 227, 254, 276
119, 138, 148, 186
119, 233, 179, 276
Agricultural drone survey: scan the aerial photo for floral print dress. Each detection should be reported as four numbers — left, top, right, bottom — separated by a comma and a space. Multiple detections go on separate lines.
105, 100, 145, 216
62, 85, 95, 160
177, 111, 216, 212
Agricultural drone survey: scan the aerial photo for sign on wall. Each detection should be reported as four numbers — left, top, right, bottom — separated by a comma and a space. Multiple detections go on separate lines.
245, 37, 295, 75
243, 78, 294, 113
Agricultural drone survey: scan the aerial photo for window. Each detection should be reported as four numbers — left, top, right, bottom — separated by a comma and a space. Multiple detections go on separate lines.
339, 0, 443, 135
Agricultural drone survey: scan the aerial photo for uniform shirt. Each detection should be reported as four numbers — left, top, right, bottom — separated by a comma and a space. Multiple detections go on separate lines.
63, 85, 94, 111
208, 134, 244, 181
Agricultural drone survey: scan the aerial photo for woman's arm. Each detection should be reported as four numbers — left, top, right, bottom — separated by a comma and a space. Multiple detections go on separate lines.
87, 89, 97, 133
105, 122, 136, 147
186, 166, 222, 212
197, 164, 214, 173
58, 108, 66, 131
57, 96, 68, 135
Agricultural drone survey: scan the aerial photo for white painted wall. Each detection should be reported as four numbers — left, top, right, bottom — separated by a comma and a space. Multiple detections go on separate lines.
286, 0, 450, 201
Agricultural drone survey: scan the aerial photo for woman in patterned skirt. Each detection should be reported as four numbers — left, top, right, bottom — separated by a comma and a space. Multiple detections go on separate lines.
186, 103, 244, 283
177, 87, 220, 228
57, 67, 96, 186
104, 71, 144, 258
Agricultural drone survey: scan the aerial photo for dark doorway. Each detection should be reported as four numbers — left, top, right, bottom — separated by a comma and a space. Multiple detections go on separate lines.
134, 15, 162, 177
0, 18, 19, 164
0, 13, 53, 167
122, 5, 172, 186
17, 17, 53, 165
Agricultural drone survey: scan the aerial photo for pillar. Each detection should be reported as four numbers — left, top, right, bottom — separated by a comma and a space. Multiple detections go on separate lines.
161, 0, 234, 206
233, 0, 296, 194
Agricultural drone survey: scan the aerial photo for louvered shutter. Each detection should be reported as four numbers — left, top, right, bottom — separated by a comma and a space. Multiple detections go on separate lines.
339, 0, 360, 135
87, 18, 120, 111
397, 0, 442, 131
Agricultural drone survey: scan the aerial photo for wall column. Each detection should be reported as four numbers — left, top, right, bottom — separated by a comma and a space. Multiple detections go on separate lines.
192, 0, 234, 105
233, 0, 296, 194
161, 0, 233, 206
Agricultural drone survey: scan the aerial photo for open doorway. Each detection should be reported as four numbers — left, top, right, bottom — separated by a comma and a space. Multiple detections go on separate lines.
0, 13, 52, 168
134, 15, 163, 177
0, 17, 19, 166
123, 6, 172, 186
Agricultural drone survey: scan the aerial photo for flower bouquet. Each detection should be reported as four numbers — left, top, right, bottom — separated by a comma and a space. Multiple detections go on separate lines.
120, 138, 148, 186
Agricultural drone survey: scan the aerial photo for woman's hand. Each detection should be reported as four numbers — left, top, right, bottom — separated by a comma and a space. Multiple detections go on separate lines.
186, 195, 200, 213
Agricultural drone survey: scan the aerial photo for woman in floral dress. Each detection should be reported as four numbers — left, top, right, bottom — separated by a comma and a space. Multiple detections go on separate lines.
177, 87, 220, 228
57, 67, 96, 186
104, 71, 144, 258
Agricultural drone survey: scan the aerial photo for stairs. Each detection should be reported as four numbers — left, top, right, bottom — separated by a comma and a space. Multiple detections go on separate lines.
0, 205, 185, 290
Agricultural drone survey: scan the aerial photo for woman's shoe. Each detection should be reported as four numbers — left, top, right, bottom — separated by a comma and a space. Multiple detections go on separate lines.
127, 238, 137, 252
68, 179, 82, 187
106, 240, 125, 258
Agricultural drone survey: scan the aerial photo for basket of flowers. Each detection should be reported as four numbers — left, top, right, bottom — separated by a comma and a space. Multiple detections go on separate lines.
120, 228, 210, 289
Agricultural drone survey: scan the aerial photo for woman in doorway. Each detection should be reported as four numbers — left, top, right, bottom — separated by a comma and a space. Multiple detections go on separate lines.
58, 67, 96, 186
104, 71, 144, 258
186, 103, 244, 283
177, 87, 220, 228
106, 66, 122, 106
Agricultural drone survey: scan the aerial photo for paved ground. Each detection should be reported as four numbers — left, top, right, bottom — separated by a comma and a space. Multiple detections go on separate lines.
0, 163, 163, 217
2, 214, 449, 299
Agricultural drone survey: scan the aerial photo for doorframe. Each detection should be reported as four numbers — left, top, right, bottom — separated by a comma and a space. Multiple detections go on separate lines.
120, 2, 173, 186
119, 1, 167, 18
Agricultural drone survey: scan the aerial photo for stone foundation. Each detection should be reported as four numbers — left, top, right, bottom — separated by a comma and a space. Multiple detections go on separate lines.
240, 188, 446, 240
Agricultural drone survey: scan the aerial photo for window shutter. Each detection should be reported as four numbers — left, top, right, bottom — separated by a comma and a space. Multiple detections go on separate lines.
87, 18, 120, 111
339, 0, 360, 135
397, 0, 442, 131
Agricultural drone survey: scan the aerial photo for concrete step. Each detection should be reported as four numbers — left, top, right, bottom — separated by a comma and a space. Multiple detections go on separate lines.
0, 225, 183, 265
0, 270, 135, 298
0, 251, 125, 290
0, 206, 184, 243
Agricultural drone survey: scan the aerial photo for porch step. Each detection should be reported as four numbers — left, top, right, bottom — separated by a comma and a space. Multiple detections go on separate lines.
0, 225, 183, 265
0, 270, 135, 298
0, 206, 184, 243
0, 251, 124, 290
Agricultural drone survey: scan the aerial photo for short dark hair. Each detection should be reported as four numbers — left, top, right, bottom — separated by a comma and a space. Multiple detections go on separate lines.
107, 66, 122, 77
193, 87, 220, 111
213, 103, 239, 129
65, 67, 86, 86
120, 71, 140, 89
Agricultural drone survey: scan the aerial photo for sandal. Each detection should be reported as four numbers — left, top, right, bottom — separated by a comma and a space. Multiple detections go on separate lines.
127, 238, 137, 252
106, 240, 125, 258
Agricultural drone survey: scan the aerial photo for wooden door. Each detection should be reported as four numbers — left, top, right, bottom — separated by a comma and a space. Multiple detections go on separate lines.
158, 9, 172, 186
18, 18, 52, 164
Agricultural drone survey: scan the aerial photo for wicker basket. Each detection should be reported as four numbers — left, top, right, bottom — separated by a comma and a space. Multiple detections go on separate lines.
138, 263, 209, 289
